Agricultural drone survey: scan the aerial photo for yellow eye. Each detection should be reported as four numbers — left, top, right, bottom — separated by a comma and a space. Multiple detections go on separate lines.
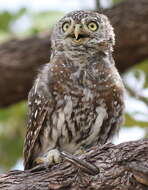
62, 22, 70, 32
88, 22, 98, 31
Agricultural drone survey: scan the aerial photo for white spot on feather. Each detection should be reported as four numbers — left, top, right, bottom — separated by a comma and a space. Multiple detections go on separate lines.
35, 99, 41, 105
114, 101, 118, 105
28, 101, 31, 106
34, 110, 38, 118
34, 130, 37, 136
34, 78, 39, 94
30, 131, 33, 136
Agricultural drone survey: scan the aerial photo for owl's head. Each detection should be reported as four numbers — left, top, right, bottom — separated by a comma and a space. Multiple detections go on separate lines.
51, 10, 115, 52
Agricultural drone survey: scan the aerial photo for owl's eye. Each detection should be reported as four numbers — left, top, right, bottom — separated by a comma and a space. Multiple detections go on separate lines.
62, 22, 70, 32
87, 22, 98, 31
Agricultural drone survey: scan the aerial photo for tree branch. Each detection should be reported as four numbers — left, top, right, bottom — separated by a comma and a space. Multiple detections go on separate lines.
0, 139, 148, 190
0, 0, 148, 107
105, 0, 148, 71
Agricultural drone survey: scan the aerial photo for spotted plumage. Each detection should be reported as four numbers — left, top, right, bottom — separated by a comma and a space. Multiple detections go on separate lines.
23, 10, 124, 169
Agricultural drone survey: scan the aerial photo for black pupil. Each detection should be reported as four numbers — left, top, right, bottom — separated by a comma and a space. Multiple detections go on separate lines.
90, 24, 95, 28
65, 24, 69, 29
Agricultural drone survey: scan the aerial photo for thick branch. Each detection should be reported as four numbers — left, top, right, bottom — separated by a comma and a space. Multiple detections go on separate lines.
0, 139, 148, 190
0, 36, 50, 107
1, 0, 148, 107
105, 0, 148, 72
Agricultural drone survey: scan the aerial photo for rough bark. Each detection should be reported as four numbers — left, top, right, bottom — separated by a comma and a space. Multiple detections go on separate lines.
105, 0, 148, 72
0, 36, 50, 107
0, 139, 148, 190
1, 0, 148, 107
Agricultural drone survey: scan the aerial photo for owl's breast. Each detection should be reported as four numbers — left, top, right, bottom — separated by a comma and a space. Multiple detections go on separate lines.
41, 63, 124, 154
50, 58, 123, 109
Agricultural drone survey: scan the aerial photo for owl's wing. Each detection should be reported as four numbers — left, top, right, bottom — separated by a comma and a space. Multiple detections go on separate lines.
24, 55, 69, 169
23, 77, 50, 170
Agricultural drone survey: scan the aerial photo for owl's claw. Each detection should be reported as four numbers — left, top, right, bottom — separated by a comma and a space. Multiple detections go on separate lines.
47, 149, 61, 164
35, 149, 61, 166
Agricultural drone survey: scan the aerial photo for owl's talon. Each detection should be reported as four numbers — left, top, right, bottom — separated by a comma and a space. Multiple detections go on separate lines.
35, 149, 61, 166
35, 157, 46, 165
47, 149, 61, 164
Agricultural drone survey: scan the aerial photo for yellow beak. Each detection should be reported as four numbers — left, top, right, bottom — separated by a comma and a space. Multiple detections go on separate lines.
74, 24, 82, 40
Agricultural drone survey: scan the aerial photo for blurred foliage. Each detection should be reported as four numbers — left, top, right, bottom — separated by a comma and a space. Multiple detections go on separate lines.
125, 113, 148, 128
0, 0, 147, 172
112, 0, 127, 4
0, 8, 26, 32
123, 61, 148, 130
0, 8, 64, 41
0, 101, 27, 170
30, 11, 64, 34
0, 8, 27, 41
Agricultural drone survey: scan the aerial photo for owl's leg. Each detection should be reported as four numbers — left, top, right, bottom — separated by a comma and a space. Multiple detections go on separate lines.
35, 149, 61, 166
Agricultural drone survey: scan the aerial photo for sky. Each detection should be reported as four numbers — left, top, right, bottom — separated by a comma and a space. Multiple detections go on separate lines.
0, 0, 111, 12
0, 0, 94, 12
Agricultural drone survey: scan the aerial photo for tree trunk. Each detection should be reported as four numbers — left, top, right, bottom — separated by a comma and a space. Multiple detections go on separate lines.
0, 139, 148, 190
0, 0, 148, 107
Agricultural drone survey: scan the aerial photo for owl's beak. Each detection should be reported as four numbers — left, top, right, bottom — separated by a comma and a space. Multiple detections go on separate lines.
65, 23, 89, 44
74, 24, 82, 40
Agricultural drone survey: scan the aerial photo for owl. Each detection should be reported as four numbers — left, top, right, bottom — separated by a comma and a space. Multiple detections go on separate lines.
23, 10, 124, 170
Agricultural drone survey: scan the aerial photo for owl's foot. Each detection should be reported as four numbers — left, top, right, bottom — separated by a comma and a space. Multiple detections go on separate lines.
35, 149, 61, 166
